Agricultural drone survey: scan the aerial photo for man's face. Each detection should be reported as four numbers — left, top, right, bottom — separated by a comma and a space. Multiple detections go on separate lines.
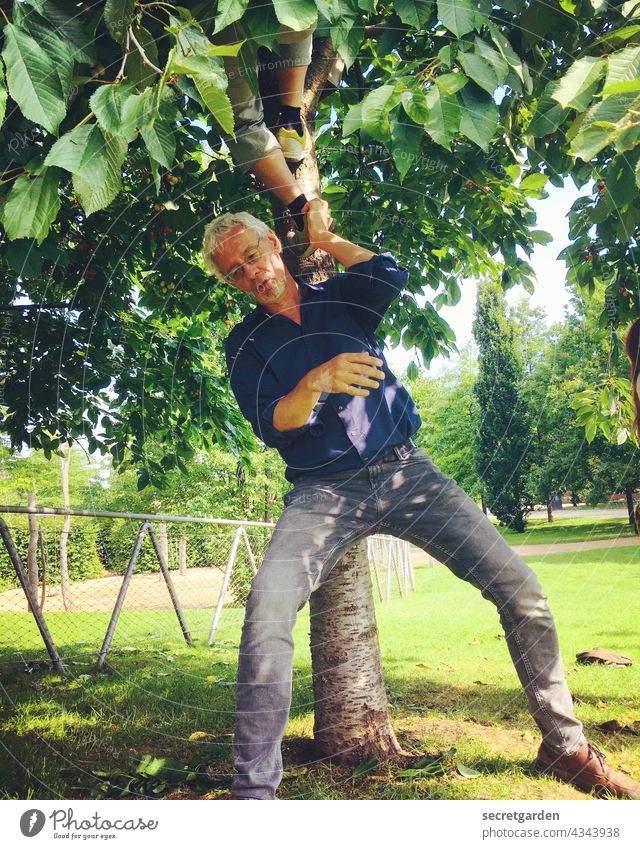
214, 225, 288, 307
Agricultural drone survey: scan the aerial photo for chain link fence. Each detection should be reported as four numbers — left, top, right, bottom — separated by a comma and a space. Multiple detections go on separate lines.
0, 507, 415, 674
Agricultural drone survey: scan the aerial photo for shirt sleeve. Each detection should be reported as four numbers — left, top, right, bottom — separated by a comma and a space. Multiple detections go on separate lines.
225, 328, 323, 449
332, 252, 409, 333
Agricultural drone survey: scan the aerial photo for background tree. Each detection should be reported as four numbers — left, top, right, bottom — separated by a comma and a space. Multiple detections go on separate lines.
473, 280, 532, 531
407, 347, 483, 501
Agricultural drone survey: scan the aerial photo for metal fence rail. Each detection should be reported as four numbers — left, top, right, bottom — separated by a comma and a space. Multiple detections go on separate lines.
0, 505, 416, 673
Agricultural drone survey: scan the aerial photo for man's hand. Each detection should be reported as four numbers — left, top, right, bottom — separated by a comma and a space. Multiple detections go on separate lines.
306, 353, 385, 397
302, 197, 332, 251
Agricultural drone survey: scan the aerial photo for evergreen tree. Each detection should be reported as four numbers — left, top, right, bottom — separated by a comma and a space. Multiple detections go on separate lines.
473, 281, 532, 532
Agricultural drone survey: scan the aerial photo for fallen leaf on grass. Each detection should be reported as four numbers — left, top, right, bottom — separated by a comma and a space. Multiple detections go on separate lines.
188, 731, 214, 742
473, 680, 497, 686
457, 763, 482, 779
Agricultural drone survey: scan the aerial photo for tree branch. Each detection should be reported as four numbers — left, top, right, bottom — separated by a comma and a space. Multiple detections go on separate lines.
128, 25, 163, 75
115, 28, 131, 81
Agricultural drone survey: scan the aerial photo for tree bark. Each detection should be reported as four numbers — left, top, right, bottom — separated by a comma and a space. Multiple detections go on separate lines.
546, 500, 554, 523
624, 484, 635, 526
309, 540, 406, 762
261, 45, 404, 762
59, 444, 72, 610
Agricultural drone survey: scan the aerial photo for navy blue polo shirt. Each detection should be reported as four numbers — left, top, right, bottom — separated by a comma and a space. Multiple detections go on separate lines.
225, 252, 422, 482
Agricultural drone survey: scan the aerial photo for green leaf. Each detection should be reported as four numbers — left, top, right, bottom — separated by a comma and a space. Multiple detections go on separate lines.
15, 7, 75, 100
390, 115, 423, 180
72, 133, 128, 216
90, 81, 138, 141
104, 0, 135, 43
352, 757, 378, 778
571, 93, 640, 160
550, 55, 605, 111
2, 24, 66, 135
424, 86, 460, 149
435, 71, 468, 94
395, 0, 434, 29
272, 0, 318, 30
459, 50, 506, 95
342, 100, 363, 137
602, 79, 640, 95
604, 45, 640, 93
437, 0, 482, 37
520, 172, 548, 192
530, 229, 553, 245
23, 0, 98, 63
170, 55, 235, 135
44, 125, 107, 180
361, 84, 403, 142
397, 760, 448, 778
527, 94, 569, 138
606, 150, 640, 207
458, 84, 498, 151
487, 22, 525, 82
0, 167, 61, 244
330, 20, 364, 69
141, 96, 178, 170
402, 89, 430, 123
214, 0, 250, 32
457, 763, 482, 778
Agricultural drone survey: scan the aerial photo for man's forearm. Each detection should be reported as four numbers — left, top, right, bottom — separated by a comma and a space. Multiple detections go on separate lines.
272, 372, 321, 432
318, 231, 375, 269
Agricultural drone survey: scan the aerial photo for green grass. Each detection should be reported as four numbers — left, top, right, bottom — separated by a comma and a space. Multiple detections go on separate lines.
1, 547, 639, 800
497, 516, 636, 545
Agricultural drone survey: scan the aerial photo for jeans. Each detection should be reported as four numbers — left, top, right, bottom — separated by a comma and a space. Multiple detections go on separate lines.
231, 447, 586, 799
217, 25, 315, 172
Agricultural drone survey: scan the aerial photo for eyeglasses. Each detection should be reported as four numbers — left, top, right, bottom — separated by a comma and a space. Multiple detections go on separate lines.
224, 235, 270, 286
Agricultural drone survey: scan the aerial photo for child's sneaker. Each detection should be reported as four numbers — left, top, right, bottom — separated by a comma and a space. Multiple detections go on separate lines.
277, 123, 313, 163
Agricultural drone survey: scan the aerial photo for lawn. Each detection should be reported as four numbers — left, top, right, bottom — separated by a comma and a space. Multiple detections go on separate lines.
0, 546, 638, 801
498, 515, 636, 545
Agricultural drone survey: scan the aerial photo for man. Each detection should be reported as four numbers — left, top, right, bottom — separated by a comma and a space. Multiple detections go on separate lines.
201, 200, 640, 801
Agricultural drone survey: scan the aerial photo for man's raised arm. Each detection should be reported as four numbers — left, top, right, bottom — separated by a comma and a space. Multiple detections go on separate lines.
303, 199, 375, 268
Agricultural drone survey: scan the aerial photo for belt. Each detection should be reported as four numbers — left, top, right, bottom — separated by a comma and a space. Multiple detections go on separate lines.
369, 438, 416, 465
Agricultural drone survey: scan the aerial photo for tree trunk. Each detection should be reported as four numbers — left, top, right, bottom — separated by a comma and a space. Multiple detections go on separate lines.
59, 444, 72, 610
624, 484, 635, 526
309, 540, 406, 762
27, 491, 39, 610
263, 44, 403, 762
547, 500, 554, 523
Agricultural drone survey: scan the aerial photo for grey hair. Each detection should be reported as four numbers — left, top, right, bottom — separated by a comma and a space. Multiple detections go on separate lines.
202, 211, 273, 279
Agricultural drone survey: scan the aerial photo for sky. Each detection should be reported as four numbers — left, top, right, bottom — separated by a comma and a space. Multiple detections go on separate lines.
386, 180, 585, 376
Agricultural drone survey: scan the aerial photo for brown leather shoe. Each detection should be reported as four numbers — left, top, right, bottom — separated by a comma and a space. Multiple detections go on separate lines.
537, 741, 640, 799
